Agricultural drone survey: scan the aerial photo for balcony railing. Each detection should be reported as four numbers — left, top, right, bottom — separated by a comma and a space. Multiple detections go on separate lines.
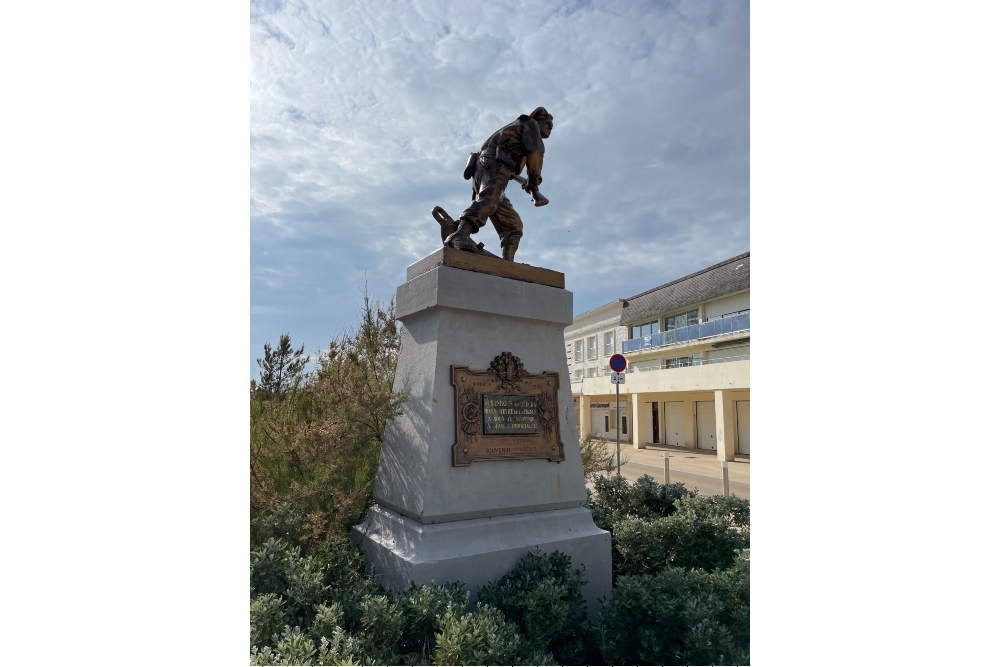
622, 310, 749, 353
578, 353, 749, 380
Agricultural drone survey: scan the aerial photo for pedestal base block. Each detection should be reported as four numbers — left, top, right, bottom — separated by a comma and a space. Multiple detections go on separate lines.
352, 504, 611, 619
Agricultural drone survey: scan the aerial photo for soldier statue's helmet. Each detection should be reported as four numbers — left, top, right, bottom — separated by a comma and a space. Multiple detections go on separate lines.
529, 107, 553, 124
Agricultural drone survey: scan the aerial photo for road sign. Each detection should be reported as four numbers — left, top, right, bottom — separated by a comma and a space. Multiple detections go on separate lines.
609, 354, 627, 373
611, 372, 626, 384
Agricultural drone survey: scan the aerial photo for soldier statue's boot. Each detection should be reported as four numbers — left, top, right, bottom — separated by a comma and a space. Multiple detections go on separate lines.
501, 240, 518, 262
444, 219, 480, 253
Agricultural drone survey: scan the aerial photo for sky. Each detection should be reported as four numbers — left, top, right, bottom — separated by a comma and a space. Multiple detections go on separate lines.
250, 0, 749, 379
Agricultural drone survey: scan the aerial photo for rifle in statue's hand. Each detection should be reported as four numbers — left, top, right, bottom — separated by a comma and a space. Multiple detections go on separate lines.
509, 174, 549, 207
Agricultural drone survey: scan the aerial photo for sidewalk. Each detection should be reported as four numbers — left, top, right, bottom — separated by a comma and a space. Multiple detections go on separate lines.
592, 441, 750, 499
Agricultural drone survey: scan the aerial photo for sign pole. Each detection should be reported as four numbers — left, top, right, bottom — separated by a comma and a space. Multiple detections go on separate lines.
608, 353, 627, 478
615, 381, 621, 476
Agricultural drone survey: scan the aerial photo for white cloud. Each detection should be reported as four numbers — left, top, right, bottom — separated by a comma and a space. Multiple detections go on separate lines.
250, 0, 749, 376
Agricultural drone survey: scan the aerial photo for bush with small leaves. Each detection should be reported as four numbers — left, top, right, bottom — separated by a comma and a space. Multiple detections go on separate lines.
597, 556, 750, 666
477, 549, 596, 664
275, 625, 318, 665
251, 502, 307, 549
250, 538, 332, 631
432, 603, 555, 666
397, 581, 469, 662
589, 474, 695, 527
612, 506, 746, 576
250, 593, 287, 648
358, 594, 406, 660
589, 474, 749, 578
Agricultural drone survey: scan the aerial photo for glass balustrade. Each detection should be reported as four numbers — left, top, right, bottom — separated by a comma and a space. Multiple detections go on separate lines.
621, 311, 749, 353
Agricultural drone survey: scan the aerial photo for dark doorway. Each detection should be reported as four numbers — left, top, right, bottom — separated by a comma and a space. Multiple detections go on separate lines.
651, 402, 659, 444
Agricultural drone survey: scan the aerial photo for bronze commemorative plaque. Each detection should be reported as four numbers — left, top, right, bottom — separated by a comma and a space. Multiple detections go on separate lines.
451, 352, 564, 466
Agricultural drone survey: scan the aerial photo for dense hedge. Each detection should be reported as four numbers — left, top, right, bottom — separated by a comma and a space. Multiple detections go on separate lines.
250, 474, 749, 665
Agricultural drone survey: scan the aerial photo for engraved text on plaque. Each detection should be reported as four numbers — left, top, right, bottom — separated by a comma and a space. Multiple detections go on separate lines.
482, 394, 538, 435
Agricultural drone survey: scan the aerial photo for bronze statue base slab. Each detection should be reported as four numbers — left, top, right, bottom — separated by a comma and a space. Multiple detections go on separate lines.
406, 247, 564, 289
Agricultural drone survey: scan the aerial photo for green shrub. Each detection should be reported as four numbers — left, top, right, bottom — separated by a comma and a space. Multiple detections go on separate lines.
251, 290, 405, 545
597, 552, 750, 666
432, 603, 555, 666
579, 430, 616, 479
588, 474, 750, 579
589, 473, 694, 528
251, 502, 307, 550
613, 500, 748, 575
250, 593, 287, 648
477, 549, 597, 664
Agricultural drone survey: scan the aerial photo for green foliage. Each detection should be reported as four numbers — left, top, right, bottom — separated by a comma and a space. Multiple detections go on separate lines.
579, 430, 616, 479
612, 496, 749, 575
250, 289, 405, 544
477, 549, 596, 664
256, 333, 310, 401
249, 502, 750, 665
597, 551, 751, 666
588, 473, 749, 579
432, 604, 555, 666
590, 473, 694, 528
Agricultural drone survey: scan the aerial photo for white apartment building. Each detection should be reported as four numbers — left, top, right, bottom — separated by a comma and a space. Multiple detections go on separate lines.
566, 252, 750, 461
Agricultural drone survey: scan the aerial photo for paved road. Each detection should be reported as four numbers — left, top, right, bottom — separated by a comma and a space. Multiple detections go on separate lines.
596, 460, 750, 499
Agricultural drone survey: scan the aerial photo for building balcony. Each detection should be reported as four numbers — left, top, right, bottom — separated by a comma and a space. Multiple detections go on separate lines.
621, 310, 749, 354
579, 354, 749, 394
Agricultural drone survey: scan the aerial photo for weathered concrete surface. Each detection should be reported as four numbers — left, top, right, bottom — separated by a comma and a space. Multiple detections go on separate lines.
397, 264, 573, 324
352, 504, 611, 620
376, 265, 585, 524
354, 256, 612, 614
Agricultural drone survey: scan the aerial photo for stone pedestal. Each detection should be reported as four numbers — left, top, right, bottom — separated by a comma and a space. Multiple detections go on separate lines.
352, 248, 611, 617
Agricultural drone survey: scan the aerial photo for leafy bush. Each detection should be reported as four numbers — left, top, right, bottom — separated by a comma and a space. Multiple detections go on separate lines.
477, 549, 598, 664
248, 527, 559, 665
597, 550, 750, 666
433, 604, 555, 666
589, 473, 694, 528
588, 473, 749, 578
250, 290, 406, 545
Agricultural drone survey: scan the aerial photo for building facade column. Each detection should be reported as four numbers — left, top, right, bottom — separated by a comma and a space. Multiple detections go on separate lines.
630, 393, 646, 449
580, 395, 592, 442
714, 389, 736, 461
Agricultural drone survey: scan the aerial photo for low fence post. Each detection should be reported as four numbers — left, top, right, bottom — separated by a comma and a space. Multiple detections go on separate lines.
663, 453, 670, 485
721, 460, 730, 497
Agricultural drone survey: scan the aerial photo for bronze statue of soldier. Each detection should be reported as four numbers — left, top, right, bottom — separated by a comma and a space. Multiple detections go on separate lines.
435, 107, 553, 262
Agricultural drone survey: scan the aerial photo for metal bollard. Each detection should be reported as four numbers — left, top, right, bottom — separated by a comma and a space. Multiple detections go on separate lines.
721, 460, 730, 497
663, 453, 670, 485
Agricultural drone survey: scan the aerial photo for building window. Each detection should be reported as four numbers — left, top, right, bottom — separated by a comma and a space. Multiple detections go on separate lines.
604, 415, 609, 433
574, 339, 583, 362
621, 415, 628, 435
586, 367, 596, 378
587, 336, 597, 359
629, 321, 659, 339
664, 355, 702, 369
666, 308, 700, 331
603, 331, 614, 356
573, 369, 583, 381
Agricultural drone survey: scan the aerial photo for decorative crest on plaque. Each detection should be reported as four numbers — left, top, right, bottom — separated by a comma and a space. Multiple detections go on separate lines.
536, 391, 555, 439
488, 352, 526, 392
459, 385, 480, 439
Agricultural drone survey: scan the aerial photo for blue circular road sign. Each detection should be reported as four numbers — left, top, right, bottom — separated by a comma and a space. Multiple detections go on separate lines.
609, 354, 627, 373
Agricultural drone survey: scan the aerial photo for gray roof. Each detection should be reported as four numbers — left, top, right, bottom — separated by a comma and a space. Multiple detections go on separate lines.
620, 252, 750, 325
